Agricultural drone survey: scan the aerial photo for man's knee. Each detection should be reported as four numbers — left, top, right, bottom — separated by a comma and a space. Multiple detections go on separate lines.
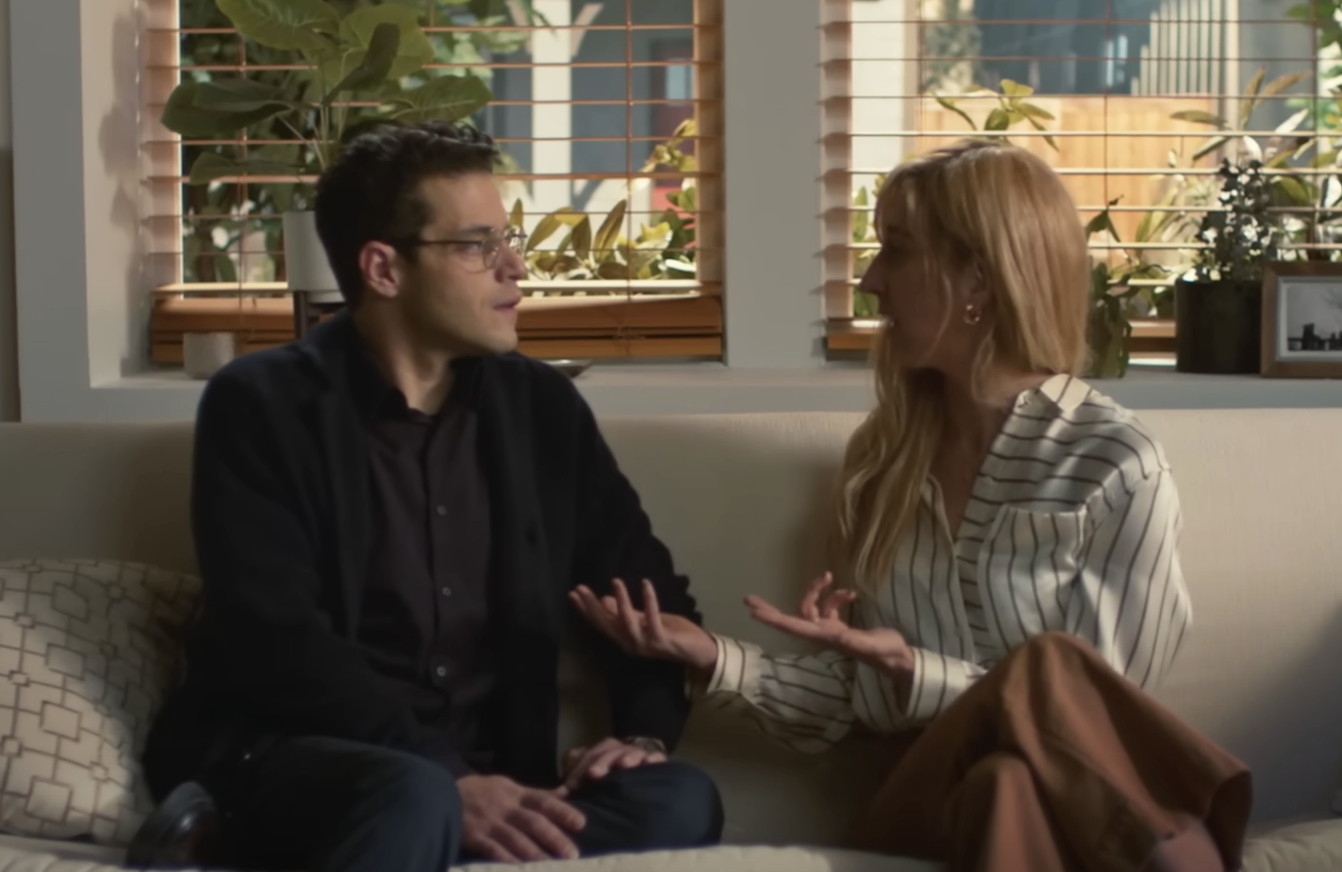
364, 752, 462, 826
344, 749, 463, 859
611, 760, 724, 849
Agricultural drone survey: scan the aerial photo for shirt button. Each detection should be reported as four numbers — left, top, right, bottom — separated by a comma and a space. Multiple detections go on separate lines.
435, 505, 447, 517
441, 587, 452, 597
435, 666, 447, 678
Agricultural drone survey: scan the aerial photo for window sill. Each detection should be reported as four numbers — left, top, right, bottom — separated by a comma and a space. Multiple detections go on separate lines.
76, 360, 1342, 423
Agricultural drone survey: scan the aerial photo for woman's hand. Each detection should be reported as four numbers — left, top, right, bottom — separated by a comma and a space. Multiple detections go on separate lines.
569, 578, 719, 673
746, 573, 915, 678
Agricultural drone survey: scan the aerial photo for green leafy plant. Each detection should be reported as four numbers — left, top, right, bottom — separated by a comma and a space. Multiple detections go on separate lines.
161, 0, 495, 187
935, 79, 1060, 150
1184, 159, 1282, 283
513, 121, 699, 286
175, 0, 538, 284
1084, 200, 1171, 378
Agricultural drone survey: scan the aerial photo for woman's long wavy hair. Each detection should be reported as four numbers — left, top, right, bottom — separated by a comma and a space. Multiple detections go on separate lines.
836, 139, 1090, 592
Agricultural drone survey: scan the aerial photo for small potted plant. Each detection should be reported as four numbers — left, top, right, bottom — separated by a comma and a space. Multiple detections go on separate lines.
1083, 200, 1169, 379
159, 0, 494, 300
1174, 158, 1281, 373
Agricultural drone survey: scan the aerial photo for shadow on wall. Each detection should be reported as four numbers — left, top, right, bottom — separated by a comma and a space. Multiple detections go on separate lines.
0, 0, 17, 422
102, 12, 143, 379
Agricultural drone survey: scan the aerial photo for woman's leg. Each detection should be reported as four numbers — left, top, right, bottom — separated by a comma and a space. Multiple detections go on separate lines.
850, 632, 1251, 872
947, 752, 1074, 872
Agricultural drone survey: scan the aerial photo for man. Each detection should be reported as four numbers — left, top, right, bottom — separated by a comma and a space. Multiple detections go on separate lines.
138, 121, 723, 872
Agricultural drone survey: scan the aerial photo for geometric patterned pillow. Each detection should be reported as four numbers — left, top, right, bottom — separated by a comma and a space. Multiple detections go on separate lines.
0, 559, 201, 846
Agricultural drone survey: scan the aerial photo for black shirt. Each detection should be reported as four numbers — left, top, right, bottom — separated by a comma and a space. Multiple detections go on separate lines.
349, 342, 495, 775
144, 312, 700, 798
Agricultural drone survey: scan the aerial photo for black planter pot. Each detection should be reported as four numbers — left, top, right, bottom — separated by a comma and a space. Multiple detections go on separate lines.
1173, 279, 1262, 374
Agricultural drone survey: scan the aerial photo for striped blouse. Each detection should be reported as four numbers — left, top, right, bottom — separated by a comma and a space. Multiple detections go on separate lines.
699, 374, 1191, 753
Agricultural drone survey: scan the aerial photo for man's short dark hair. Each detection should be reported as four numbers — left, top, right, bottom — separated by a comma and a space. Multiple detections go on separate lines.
313, 121, 501, 307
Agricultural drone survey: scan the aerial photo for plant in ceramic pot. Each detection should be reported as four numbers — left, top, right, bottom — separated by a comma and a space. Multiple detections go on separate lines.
159, 0, 494, 301
1174, 158, 1282, 373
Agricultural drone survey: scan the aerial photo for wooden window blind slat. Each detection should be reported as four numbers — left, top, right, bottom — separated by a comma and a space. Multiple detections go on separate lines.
143, 0, 724, 364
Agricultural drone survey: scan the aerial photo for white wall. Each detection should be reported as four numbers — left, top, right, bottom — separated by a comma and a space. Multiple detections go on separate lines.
0, 0, 15, 423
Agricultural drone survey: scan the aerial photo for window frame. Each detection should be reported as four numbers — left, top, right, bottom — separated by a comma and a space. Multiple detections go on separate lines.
17, 1, 1342, 424
13, 0, 827, 423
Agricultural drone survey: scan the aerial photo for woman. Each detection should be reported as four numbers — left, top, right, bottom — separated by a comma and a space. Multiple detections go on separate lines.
570, 139, 1251, 872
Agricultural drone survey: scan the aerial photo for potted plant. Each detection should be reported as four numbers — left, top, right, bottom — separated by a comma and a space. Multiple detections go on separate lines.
159, 0, 494, 301
1083, 200, 1170, 378
1174, 158, 1282, 373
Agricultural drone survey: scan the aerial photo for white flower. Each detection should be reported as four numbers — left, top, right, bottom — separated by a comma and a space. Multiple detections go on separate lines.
1242, 225, 1260, 241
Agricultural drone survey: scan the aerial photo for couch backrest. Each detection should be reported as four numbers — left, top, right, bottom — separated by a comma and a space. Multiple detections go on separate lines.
1, 408, 1340, 844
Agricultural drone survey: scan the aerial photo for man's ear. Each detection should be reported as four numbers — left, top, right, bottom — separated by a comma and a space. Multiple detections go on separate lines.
359, 241, 403, 303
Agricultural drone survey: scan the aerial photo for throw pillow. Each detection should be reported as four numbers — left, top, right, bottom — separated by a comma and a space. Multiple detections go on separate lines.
0, 559, 200, 846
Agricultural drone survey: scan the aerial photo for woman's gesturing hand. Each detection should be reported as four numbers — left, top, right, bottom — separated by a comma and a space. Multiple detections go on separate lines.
569, 578, 719, 673
745, 572, 915, 677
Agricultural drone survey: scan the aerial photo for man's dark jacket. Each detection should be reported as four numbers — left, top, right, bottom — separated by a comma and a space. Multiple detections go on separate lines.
143, 313, 700, 798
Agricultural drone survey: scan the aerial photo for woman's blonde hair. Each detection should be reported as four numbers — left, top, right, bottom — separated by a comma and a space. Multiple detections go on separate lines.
836, 138, 1090, 591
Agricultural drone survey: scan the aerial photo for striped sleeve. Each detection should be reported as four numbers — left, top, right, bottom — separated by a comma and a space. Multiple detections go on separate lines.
698, 634, 859, 753
899, 647, 988, 723
846, 591, 988, 727
1066, 467, 1192, 689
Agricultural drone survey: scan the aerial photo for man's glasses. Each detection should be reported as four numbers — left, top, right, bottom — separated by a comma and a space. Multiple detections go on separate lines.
402, 226, 527, 270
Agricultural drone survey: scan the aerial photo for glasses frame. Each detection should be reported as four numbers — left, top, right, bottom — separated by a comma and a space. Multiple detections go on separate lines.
399, 226, 528, 270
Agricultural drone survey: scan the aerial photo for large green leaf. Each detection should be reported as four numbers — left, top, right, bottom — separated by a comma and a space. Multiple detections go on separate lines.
194, 78, 293, 113
594, 200, 627, 257
187, 152, 301, 185
1022, 113, 1058, 151
1084, 198, 1122, 240
596, 261, 631, 280
1192, 135, 1230, 161
337, 4, 434, 79
998, 79, 1033, 98
572, 216, 593, 260
984, 108, 1011, 131
324, 22, 401, 100
1017, 101, 1055, 122
1170, 109, 1228, 128
161, 80, 290, 137
1242, 71, 1310, 127
216, 0, 340, 52
935, 96, 976, 131
390, 74, 493, 123
1273, 175, 1316, 207
527, 207, 579, 252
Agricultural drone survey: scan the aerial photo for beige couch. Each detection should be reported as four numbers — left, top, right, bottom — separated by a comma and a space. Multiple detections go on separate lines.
1, 409, 1342, 871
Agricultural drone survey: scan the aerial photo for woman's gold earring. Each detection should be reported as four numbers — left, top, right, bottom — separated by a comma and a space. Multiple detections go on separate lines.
963, 303, 983, 326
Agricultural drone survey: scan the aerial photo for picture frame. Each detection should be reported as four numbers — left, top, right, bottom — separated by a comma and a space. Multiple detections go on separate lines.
1261, 261, 1342, 378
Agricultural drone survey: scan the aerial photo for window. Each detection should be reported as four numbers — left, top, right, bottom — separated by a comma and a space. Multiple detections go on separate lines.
822, 0, 1339, 360
143, 0, 723, 366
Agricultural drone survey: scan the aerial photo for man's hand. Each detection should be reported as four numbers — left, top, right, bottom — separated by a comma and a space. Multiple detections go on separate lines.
458, 774, 585, 863
569, 578, 719, 672
562, 737, 668, 791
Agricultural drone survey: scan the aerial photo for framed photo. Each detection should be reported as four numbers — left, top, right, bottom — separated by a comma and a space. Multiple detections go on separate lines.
1261, 262, 1342, 378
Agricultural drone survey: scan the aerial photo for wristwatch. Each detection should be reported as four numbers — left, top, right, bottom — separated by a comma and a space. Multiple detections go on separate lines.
621, 736, 667, 753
